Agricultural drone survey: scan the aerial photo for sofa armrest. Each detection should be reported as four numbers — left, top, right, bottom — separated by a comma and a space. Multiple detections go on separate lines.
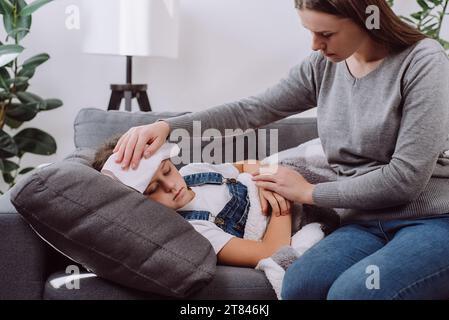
0, 189, 47, 299
0, 188, 19, 214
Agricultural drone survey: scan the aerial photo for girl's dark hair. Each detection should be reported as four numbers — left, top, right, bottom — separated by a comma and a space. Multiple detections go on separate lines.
92, 135, 122, 172
294, 0, 427, 52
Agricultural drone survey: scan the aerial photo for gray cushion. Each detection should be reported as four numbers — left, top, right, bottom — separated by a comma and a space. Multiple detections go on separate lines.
258, 117, 318, 157
10, 148, 217, 298
74, 108, 261, 165
74, 108, 190, 149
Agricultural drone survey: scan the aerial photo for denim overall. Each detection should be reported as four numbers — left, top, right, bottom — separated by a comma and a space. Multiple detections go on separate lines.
178, 172, 250, 238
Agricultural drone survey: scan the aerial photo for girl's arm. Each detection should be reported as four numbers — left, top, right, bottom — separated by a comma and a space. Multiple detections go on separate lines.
233, 160, 260, 175
217, 212, 292, 268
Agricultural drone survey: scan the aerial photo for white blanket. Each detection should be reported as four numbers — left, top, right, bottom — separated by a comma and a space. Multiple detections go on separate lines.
238, 172, 269, 241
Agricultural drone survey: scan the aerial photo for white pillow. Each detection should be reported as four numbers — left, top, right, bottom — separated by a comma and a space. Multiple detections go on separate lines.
261, 138, 325, 165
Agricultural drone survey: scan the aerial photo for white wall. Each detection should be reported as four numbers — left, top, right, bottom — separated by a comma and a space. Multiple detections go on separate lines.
1, 0, 313, 191
1, 0, 445, 191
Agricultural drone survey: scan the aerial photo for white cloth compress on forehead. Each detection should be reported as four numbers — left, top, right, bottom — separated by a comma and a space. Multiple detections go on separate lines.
101, 142, 180, 193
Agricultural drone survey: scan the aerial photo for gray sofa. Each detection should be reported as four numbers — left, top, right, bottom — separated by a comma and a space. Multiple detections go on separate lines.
0, 107, 319, 300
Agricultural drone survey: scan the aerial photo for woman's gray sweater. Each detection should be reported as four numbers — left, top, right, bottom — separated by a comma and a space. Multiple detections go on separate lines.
165, 39, 449, 222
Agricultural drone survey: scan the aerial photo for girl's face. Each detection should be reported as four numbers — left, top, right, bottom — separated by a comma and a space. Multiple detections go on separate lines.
298, 9, 368, 62
144, 160, 194, 210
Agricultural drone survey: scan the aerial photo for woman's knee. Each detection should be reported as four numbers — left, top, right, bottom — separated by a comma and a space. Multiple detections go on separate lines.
327, 264, 391, 300
280, 248, 346, 300
327, 275, 374, 300
281, 257, 331, 300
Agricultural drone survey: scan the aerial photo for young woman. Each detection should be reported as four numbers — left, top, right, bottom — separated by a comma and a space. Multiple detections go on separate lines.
112, 0, 449, 299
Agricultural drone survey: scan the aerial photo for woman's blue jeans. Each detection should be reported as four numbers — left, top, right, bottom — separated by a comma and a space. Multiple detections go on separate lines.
281, 214, 449, 300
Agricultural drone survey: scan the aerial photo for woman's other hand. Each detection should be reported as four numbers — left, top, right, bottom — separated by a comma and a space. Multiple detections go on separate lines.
113, 121, 170, 170
252, 165, 315, 205
236, 160, 291, 216
258, 186, 292, 217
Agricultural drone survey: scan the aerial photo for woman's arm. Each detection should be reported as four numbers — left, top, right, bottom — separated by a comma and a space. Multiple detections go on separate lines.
113, 52, 324, 169
217, 213, 292, 268
164, 52, 323, 135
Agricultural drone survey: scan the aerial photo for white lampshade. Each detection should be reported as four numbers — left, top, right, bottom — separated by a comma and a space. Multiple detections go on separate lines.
82, 0, 179, 58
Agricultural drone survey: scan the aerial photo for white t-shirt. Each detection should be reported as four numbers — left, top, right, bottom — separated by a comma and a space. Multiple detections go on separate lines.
178, 163, 240, 254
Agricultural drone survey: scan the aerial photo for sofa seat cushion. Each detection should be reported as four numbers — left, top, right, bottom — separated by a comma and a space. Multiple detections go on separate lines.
44, 266, 276, 300
0, 211, 47, 299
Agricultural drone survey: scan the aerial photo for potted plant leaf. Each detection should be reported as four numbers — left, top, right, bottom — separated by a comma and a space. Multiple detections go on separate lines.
0, 0, 62, 194
388, 0, 449, 54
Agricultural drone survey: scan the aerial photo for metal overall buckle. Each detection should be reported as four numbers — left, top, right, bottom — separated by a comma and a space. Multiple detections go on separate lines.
223, 178, 237, 184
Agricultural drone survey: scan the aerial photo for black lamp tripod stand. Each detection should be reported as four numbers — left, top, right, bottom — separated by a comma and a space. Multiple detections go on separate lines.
108, 56, 152, 112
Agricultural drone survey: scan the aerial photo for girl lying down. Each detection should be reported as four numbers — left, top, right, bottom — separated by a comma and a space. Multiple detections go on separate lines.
92, 137, 327, 299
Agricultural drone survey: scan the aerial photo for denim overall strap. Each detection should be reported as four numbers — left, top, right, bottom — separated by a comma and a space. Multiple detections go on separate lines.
214, 180, 250, 238
178, 210, 210, 221
183, 172, 224, 187
179, 172, 250, 238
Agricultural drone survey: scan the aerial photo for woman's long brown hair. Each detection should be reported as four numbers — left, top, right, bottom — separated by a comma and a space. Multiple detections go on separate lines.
294, 0, 427, 52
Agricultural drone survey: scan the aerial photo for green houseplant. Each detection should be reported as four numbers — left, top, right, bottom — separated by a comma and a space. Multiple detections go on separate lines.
388, 0, 449, 53
0, 0, 62, 194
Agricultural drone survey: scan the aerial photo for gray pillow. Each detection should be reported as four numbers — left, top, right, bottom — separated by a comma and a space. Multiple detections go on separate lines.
10, 148, 216, 298
73, 108, 190, 149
